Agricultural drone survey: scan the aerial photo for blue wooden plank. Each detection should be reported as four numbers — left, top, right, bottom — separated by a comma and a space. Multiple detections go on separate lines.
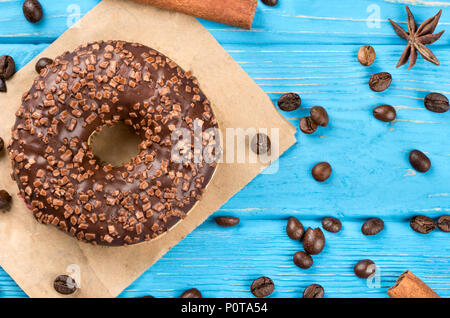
0, 0, 100, 43
204, 1, 450, 46
0, 0, 450, 45
0, 0, 449, 298
2, 218, 448, 298
118, 219, 450, 298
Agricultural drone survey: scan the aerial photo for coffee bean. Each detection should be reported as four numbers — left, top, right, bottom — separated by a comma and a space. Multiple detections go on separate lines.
286, 216, 304, 240
23, 0, 43, 23
369, 72, 392, 92
424, 93, 449, 113
409, 150, 431, 173
35, 57, 53, 74
0, 55, 15, 79
261, 0, 278, 7
311, 162, 332, 182
141, 295, 155, 298
303, 227, 325, 255
293, 251, 313, 269
278, 93, 301, 112
354, 260, 376, 278
437, 215, 450, 233
53, 275, 78, 295
215, 216, 240, 227
361, 218, 384, 236
302, 284, 324, 298
0, 78, 6, 93
299, 117, 317, 134
410, 215, 436, 234
310, 106, 329, 127
251, 276, 274, 298
180, 288, 202, 298
357, 45, 376, 66
251, 133, 271, 155
0, 190, 12, 210
322, 217, 342, 233
0, 137, 4, 152
373, 105, 396, 122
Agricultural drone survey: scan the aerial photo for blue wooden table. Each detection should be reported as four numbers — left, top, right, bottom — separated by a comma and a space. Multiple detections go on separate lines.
0, 0, 449, 298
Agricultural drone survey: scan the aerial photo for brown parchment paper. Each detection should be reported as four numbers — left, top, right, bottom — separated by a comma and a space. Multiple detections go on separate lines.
0, 0, 296, 298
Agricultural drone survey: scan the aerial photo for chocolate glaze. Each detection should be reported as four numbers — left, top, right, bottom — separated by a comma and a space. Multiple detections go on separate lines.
8, 41, 218, 246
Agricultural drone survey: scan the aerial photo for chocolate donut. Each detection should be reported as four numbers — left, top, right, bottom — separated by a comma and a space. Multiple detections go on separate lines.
8, 40, 219, 246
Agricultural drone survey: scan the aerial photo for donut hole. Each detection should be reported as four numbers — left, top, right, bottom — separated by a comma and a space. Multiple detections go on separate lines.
88, 122, 142, 167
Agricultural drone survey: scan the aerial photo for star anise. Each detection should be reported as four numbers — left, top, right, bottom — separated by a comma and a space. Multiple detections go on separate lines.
389, 6, 445, 69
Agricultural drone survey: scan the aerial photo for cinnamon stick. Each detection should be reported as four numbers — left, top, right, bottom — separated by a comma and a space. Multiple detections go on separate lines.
130, 0, 258, 29
388, 270, 440, 298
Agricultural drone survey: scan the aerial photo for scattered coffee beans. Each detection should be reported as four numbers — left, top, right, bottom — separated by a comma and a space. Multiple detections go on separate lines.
215, 216, 240, 227
0, 55, 15, 79
437, 215, 450, 233
310, 106, 329, 127
311, 162, 332, 182
361, 218, 384, 236
0, 78, 6, 93
251, 276, 274, 298
322, 217, 342, 233
53, 275, 78, 295
278, 92, 301, 111
424, 92, 449, 113
303, 227, 325, 255
354, 260, 376, 278
35, 57, 53, 74
23, 0, 43, 23
299, 117, 317, 134
180, 288, 202, 298
293, 251, 313, 269
286, 216, 304, 240
409, 150, 431, 173
369, 72, 392, 92
0, 190, 12, 210
251, 133, 271, 155
373, 105, 396, 122
0, 137, 4, 152
410, 215, 436, 234
357, 45, 376, 66
261, 0, 278, 7
302, 284, 324, 298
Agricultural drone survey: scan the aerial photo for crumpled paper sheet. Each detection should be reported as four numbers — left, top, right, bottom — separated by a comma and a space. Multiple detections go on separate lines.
0, 0, 296, 297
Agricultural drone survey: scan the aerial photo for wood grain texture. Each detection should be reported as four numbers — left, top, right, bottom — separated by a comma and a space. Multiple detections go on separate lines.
0, 0, 448, 298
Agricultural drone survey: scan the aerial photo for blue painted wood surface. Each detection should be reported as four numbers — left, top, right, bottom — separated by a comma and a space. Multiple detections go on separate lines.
0, 0, 449, 298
